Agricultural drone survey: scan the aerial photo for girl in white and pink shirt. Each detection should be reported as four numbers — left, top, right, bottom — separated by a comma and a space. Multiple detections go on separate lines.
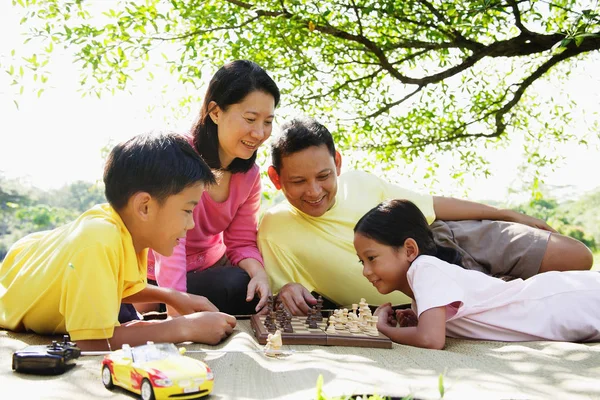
142, 60, 279, 316
353, 199, 600, 349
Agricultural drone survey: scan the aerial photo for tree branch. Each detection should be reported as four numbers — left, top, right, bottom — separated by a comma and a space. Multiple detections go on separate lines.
369, 42, 596, 152
349, 0, 364, 36
507, 0, 533, 35
306, 68, 383, 100
364, 86, 424, 119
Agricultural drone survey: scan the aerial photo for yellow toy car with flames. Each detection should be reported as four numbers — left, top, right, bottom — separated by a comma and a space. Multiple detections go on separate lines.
101, 342, 213, 400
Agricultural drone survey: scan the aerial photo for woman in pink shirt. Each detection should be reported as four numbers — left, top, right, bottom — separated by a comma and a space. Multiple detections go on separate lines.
143, 60, 279, 316
353, 199, 600, 349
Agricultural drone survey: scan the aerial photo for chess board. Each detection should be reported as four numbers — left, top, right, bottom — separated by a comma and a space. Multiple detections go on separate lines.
250, 313, 393, 349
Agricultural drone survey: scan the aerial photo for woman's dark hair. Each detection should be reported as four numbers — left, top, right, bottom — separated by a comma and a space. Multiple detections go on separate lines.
271, 117, 336, 173
104, 131, 216, 210
192, 60, 280, 173
354, 199, 463, 266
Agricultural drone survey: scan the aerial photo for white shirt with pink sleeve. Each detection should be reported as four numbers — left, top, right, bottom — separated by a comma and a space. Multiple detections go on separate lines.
408, 255, 600, 342
148, 163, 263, 292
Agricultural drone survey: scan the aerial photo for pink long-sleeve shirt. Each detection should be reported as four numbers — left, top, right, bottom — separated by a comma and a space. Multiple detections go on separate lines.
147, 163, 264, 292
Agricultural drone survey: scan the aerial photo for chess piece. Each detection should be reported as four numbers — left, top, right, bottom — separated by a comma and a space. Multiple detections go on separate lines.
283, 311, 294, 333
366, 316, 379, 336
264, 329, 284, 357
305, 308, 314, 324
315, 296, 324, 321
326, 316, 336, 334
308, 313, 319, 329
348, 320, 361, 333
266, 311, 277, 332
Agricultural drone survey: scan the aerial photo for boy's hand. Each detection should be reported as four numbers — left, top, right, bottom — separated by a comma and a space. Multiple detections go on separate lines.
179, 312, 237, 345
167, 292, 219, 316
396, 309, 418, 327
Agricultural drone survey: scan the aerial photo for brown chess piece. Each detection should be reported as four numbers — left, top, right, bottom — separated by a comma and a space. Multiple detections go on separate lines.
315, 296, 324, 321
305, 308, 314, 324
308, 312, 319, 329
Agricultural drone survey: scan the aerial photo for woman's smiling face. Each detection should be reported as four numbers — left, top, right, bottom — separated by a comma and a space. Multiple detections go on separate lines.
211, 90, 275, 168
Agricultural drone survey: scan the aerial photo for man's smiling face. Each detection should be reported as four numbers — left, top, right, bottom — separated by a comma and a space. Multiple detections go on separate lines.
269, 144, 342, 217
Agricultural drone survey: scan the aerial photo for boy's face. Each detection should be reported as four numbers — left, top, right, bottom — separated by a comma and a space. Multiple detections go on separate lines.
354, 232, 407, 295
149, 182, 205, 256
268, 144, 341, 218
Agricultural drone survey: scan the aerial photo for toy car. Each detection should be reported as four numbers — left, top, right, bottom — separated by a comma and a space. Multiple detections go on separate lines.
12, 335, 81, 375
101, 342, 213, 400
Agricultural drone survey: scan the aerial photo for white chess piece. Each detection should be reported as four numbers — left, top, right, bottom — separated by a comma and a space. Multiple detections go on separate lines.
264, 329, 284, 356
366, 316, 379, 336
326, 316, 337, 334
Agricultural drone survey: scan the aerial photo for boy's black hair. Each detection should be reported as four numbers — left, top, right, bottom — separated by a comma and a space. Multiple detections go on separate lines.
270, 117, 336, 173
354, 199, 463, 267
192, 60, 280, 173
104, 132, 216, 210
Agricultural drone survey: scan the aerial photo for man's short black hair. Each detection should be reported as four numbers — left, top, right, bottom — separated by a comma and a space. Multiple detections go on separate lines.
271, 117, 336, 173
104, 132, 216, 210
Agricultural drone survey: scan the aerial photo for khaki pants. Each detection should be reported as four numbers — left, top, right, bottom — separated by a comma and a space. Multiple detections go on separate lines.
431, 219, 550, 279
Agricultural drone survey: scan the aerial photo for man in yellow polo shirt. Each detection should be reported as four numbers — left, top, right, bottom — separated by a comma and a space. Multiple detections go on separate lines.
0, 133, 236, 350
257, 118, 594, 315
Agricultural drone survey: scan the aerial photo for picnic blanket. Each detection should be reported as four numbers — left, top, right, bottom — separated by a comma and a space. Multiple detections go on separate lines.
1, 320, 599, 400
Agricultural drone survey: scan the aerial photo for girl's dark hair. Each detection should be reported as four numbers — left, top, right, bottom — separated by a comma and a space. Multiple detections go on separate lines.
354, 199, 463, 266
192, 60, 280, 173
104, 131, 216, 210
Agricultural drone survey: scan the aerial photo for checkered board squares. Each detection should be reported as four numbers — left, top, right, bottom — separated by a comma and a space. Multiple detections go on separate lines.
250, 315, 393, 349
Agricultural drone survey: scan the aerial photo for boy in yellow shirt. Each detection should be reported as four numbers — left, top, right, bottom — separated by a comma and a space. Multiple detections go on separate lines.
0, 132, 236, 351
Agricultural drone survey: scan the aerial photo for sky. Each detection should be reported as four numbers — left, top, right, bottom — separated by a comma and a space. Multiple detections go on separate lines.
1, 2, 599, 204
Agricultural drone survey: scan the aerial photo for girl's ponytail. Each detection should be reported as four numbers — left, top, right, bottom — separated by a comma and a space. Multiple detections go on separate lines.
434, 245, 463, 267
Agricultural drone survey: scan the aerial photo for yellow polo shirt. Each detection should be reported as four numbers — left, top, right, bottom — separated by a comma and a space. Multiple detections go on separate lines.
258, 170, 435, 307
0, 204, 147, 341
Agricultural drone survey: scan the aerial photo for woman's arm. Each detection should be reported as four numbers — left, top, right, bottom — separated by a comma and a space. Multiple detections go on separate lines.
433, 196, 556, 232
238, 257, 271, 312
375, 303, 447, 349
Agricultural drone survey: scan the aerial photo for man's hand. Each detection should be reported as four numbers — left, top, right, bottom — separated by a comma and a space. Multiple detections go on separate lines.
277, 283, 317, 315
395, 309, 418, 327
246, 269, 271, 313
504, 210, 557, 233
433, 196, 557, 233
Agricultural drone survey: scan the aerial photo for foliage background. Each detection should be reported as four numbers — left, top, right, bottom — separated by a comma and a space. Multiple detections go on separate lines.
1, 0, 599, 265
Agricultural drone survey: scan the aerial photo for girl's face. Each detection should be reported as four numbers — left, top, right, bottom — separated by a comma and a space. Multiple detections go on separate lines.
354, 232, 410, 295
210, 90, 275, 168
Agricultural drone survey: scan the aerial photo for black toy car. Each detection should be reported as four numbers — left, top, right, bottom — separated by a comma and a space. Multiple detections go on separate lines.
12, 335, 81, 375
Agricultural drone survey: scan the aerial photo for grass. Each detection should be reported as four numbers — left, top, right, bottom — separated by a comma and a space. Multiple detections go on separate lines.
593, 251, 600, 271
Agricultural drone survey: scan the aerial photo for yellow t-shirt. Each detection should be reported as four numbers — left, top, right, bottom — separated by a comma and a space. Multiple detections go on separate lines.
0, 204, 147, 341
258, 170, 435, 307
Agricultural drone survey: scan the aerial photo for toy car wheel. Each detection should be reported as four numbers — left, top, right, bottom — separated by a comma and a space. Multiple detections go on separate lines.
101, 365, 114, 389
140, 378, 155, 400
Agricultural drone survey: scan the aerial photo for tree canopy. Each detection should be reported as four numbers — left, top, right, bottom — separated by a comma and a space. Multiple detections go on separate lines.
8, 0, 600, 179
